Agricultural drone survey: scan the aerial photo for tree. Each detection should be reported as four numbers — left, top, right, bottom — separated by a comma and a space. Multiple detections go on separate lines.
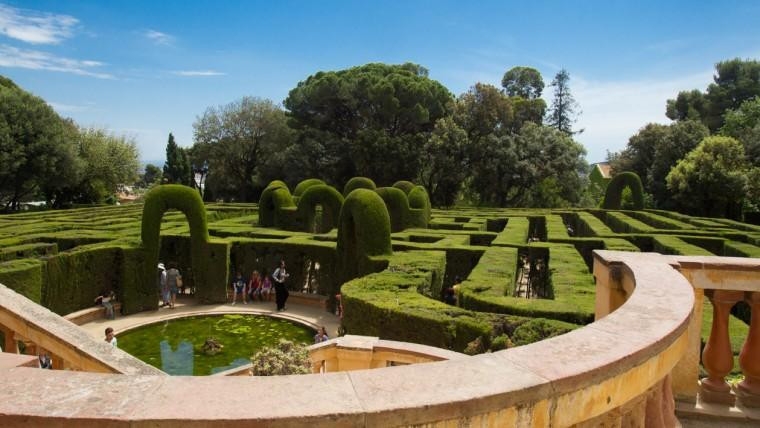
667, 59, 760, 132
418, 117, 469, 207
609, 123, 669, 185
139, 164, 163, 188
455, 83, 514, 140
163, 133, 191, 186
666, 136, 748, 218
502, 66, 544, 99
284, 62, 453, 185
545, 69, 581, 135
721, 96, 760, 165
193, 97, 293, 201
0, 78, 78, 210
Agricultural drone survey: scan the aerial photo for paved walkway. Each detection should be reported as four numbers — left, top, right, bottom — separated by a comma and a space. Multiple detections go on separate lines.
79, 295, 340, 339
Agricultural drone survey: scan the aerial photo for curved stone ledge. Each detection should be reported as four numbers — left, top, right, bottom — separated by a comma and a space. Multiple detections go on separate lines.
0, 250, 696, 426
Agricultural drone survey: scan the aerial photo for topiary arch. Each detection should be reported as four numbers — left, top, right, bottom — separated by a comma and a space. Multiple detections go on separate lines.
293, 178, 326, 198
343, 176, 377, 197
392, 180, 416, 195
296, 184, 344, 233
602, 172, 645, 210
258, 181, 298, 229
141, 185, 227, 306
374, 187, 410, 232
337, 188, 393, 284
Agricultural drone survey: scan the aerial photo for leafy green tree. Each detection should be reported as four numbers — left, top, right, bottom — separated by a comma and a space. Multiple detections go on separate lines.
163, 133, 191, 186
419, 117, 469, 207
666, 136, 748, 218
140, 164, 163, 188
501, 66, 544, 99
667, 59, 760, 132
721, 96, 760, 165
609, 123, 668, 185
0, 78, 78, 210
284, 62, 453, 185
546, 69, 581, 135
193, 97, 293, 201
510, 96, 546, 129
455, 83, 514, 139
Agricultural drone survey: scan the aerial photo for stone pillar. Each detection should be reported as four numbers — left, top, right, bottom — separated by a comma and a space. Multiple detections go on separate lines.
1, 325, 18, 353
594, 260, 627, 320
736, 291, 760, 407
700, 289, 743, 404
671, 288, 704, 402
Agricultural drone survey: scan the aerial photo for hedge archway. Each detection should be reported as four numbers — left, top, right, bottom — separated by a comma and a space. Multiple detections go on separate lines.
602, 172, 645, 210
337, 189, 392, 284
343, 176, 377, 197
392, 180, 416, 195
408, 185, 432, 228
259, 182, 297, 229
141, 185, 217, 306
375, 187, 410, 232
296, 184, 344, 233
293, 178, 326, 198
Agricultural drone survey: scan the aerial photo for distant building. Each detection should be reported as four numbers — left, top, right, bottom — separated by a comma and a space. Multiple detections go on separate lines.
589, 162, 612, 190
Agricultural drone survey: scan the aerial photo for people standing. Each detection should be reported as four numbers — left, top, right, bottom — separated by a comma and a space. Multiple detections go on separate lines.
248, 270, 262, 302
272, 260, 290, 311
105, 327, 117, 348
314, 326, 329, 343
158, 263, 169, 307
166, 263, 182, 309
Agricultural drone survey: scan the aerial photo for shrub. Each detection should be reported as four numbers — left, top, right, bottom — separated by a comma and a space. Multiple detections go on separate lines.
250, 339, 311, 376
296, 184, 344, 233
511, 318, 576, 346
258, 184, 297, 229
407, 185, 432, 228
374, 187, 410, 232
343, 176, 376, 197
293, 178, 325, 198
602, 172, 644, 210
392, 180, 416, 194
337, 188, 393, 283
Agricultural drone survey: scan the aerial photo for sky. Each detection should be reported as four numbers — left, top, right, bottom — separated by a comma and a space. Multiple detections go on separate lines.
1, 1, 759, 164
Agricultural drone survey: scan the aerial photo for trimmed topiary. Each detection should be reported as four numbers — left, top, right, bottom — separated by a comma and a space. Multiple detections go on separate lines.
293, 178, 326, 198
258, 182, 298, 229
602, 172, 644, 210
337, 188, 393, 283
296, 184, 344, 233
407, 185, 432, 228
343, 176, 377, 197
392, 180, 416, 195
141, 185, 226, 307
374, 187, 410, 232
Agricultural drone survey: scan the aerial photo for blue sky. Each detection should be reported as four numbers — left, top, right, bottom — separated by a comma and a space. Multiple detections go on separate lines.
1, 1, 759, 164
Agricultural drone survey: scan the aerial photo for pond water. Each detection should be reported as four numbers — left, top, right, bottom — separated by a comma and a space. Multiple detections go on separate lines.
117, 314, 314, 375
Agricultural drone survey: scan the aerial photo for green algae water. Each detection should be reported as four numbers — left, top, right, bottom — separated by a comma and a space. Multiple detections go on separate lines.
117, 314, 313, 375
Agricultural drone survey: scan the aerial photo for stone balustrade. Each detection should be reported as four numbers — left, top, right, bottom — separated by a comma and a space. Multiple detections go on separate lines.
0, 250, 700, 426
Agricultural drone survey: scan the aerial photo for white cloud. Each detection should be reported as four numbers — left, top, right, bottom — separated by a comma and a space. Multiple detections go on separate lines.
0, 3, 78, 44
0, 44, 114, 79
172, 70, 226, 77
144, 29, 174, 46
561, 71, 714, 161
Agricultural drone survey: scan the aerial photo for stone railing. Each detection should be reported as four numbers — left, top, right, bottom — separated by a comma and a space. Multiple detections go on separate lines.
594, 252, 760, 424
0, 250, 699, 426
0, 284, 162, 375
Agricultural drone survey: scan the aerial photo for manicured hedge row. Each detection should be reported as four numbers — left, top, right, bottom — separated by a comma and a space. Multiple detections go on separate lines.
491, 217, 529, 246
603, 211, 656, 234
0, 258, 44, 303
626, 211, 696, 230
651, 235, 714, 256
337, 189, 393, 284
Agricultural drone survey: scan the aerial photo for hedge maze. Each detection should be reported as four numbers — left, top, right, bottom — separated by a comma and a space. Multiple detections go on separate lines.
1, 178, 759, 355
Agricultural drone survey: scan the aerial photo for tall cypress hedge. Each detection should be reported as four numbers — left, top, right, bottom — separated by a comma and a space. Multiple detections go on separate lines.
602, 172, 645, 210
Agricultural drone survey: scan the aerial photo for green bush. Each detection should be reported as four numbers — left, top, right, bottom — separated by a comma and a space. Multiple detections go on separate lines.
407, 185, 432, 228
337, 189, 393, 283
258, 184, 298, 229
0, 258, 44, 303
492, 217, 529, 246
392, 180, 416, 194
296, 184, 344, 233
511, 318, 577, 346
602, 172, 645, 210
343, 176, 377, 197
293, 178, 325, 198
375, 187, 410, 232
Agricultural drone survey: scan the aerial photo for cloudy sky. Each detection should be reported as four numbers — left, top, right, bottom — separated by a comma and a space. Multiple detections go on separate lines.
1, 0, 759, 163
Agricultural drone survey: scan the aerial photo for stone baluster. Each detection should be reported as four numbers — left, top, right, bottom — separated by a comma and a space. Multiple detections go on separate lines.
700, 290, 743, 404
1, 325, 18, 353
737, 291, 760, 407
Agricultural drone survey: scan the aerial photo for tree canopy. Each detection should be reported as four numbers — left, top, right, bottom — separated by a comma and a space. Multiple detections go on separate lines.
501, 66, 544, 99
546, 69, 581, 135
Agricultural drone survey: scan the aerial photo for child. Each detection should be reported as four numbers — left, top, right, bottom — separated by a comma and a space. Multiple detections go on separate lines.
105, 327, 117, 348
231, 271, 247, 304
314, 326, 329, 343
248, 270, 262, 302
260, 269, 273, 302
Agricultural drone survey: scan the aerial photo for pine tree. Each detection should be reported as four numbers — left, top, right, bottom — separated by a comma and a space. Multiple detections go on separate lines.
163, 133, 192, 185
546, 69, 582, 135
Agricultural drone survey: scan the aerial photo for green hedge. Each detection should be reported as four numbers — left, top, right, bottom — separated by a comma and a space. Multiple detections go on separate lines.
492, 217, 529, 247
392, 180, 416, 194
337, 188, 393, 284
296, 184, 344, 233
258, 183, 298, 229
343, 176, 376, 197
0, 258, 44, 303
602, 171, 644, 210
407, 185, 431, 228
293, 178, 326, 198
375, 187, 410, 232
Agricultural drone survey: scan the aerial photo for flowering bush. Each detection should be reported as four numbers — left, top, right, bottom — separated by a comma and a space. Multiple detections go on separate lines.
250, 339, 311, 376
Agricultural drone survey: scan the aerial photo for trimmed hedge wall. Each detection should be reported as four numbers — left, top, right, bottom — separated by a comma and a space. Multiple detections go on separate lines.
258, 183, 298, 229
392, 180, 416, 194
0, 258, 44, 303
492, 217, 529, 246
343, 176, 377, 197
407, 185, 432, 228
602, 171, 644, 210
375, 187, 410, 232
337, 188, 393, 284
293, 178, 326, 198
